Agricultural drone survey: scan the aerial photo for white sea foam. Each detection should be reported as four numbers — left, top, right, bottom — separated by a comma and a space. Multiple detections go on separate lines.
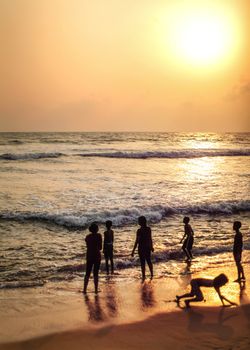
1, 200, 249, 228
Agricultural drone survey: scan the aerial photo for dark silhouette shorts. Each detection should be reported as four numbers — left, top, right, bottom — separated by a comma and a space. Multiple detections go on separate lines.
85, 259, 101, 277
182, 236, 194, 250
104, 245, 113, 260
190, 280, 204, 301
139, 250, 152, 265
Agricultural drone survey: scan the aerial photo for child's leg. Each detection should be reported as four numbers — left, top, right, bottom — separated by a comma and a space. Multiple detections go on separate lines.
177, 280, 200, 302
184, 248, 191, 260
146, 254, 153, 278
185, 294, 204, 307
184, 287, 204, 307
237, 262, 245, 280
105, 257, 109, 275
182, 241, 191, 260
176, 292, 194, 301
139, 255, 146, 280
110, 249, 114, 274
83, 261, 93, 293
188, 248, 193, 259
93, 260, 101, 293
110, 257, 114, 274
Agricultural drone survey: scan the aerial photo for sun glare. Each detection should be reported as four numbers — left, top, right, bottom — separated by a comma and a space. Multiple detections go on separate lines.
160, 3, 241, 69
174, 15, 231, 65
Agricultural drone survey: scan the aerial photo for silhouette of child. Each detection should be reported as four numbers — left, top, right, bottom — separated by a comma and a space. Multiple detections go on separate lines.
176, 273, 237, 308
180, 216, 194, 261
131, 216, 154, 281
83, 223, 102, 294
233, 221, 245, 282
103, 220, 114, 275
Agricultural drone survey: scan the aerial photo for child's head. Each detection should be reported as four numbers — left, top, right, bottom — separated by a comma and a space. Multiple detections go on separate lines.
138, 216, 147, 227
89, 223, 99, 234
233, 221, 241, 231
183, 216, 190, 224
213, 273, 228, 288
106, 220, 112, 229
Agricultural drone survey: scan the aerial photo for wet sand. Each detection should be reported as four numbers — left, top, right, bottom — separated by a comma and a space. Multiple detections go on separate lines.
0, 263, 250, 350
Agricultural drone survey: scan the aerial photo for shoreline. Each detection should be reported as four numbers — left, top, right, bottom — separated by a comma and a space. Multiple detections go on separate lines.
0, 262, 250, 349
1, 304, 250, 350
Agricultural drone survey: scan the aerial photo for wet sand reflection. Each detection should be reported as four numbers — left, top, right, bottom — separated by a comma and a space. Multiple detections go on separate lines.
84, 294, 106, 322
140, 281, 156, 310
104, 278, 118, 318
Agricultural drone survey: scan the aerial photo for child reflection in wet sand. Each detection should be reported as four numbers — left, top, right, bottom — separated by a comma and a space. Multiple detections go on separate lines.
176, 274, 237, 308
84, 295, 105, 322
141, 282, 156, 310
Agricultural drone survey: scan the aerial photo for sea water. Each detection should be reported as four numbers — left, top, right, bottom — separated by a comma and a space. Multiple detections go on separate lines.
0, 132, 249, 289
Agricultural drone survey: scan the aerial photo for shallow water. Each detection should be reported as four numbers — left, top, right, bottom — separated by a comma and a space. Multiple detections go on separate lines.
0, 132, 249, 288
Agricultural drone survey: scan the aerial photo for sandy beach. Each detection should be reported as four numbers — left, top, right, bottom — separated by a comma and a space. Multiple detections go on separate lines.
0, 262, 249, 350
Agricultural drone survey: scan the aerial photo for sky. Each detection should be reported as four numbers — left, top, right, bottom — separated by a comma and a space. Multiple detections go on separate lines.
0, 0, 249, 132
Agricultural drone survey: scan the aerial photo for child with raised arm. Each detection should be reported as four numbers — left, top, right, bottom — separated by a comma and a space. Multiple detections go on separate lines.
233, 221, 245, 282
176, 273, 237, 308
83, 223, 102, 294
180, 216, 194, 261
103, 220, 114, 275
131, 216, 154, 281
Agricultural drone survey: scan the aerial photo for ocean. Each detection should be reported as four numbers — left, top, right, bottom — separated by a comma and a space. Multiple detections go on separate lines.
0, 132, 249, 290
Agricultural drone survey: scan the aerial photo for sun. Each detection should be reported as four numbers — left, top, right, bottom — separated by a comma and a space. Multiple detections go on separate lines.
174, 14, 231, 65
160, 3, 241, 68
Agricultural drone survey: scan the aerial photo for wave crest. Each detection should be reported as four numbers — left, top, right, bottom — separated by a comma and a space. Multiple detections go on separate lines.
0, 200, 249, 228
0, 152, 64, 160
77, 149, 250, 159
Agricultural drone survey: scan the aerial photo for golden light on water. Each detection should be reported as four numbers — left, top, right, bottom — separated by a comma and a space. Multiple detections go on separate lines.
181, 157, 223, 183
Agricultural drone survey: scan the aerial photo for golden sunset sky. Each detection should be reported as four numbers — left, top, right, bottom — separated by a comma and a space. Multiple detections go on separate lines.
0, 0, 249, 132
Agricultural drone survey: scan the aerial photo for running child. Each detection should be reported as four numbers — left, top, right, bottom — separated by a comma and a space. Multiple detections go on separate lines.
180, 216, 194, 261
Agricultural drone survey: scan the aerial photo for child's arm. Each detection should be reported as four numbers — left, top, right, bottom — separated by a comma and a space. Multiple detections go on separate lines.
103, 232, 106, 253
189, 225, 194, 235
215, 287, 237, 306
180, 232, 186, 244
131, 231, 139, 257
149, 227, 154, 252
99, 235, 102, 251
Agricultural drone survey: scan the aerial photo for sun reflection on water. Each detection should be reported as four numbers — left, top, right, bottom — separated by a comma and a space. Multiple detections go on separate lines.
181, 157, 224, 181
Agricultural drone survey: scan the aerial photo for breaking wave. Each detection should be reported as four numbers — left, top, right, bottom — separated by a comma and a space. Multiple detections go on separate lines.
1, 148, 250, 161
77, 149, 250, 159
1, 200, 249, 228
0, 152, 64, 160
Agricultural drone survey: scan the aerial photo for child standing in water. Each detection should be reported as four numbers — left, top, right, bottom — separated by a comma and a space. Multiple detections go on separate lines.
131, 216, 154, 281
233, 221, 245, 282
83, 223, 102, 294
103, 220, 114, 275
176, 274, 237, 308
180, 216, 194, 261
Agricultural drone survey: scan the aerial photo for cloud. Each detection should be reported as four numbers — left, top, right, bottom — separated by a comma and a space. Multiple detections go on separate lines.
226, 79, 250, 100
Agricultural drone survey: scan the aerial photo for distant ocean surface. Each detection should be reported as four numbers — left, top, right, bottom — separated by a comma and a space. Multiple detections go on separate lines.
0, 132, 249, 289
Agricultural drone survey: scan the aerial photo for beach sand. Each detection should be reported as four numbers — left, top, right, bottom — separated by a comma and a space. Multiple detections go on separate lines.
0, 262, 250, 350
